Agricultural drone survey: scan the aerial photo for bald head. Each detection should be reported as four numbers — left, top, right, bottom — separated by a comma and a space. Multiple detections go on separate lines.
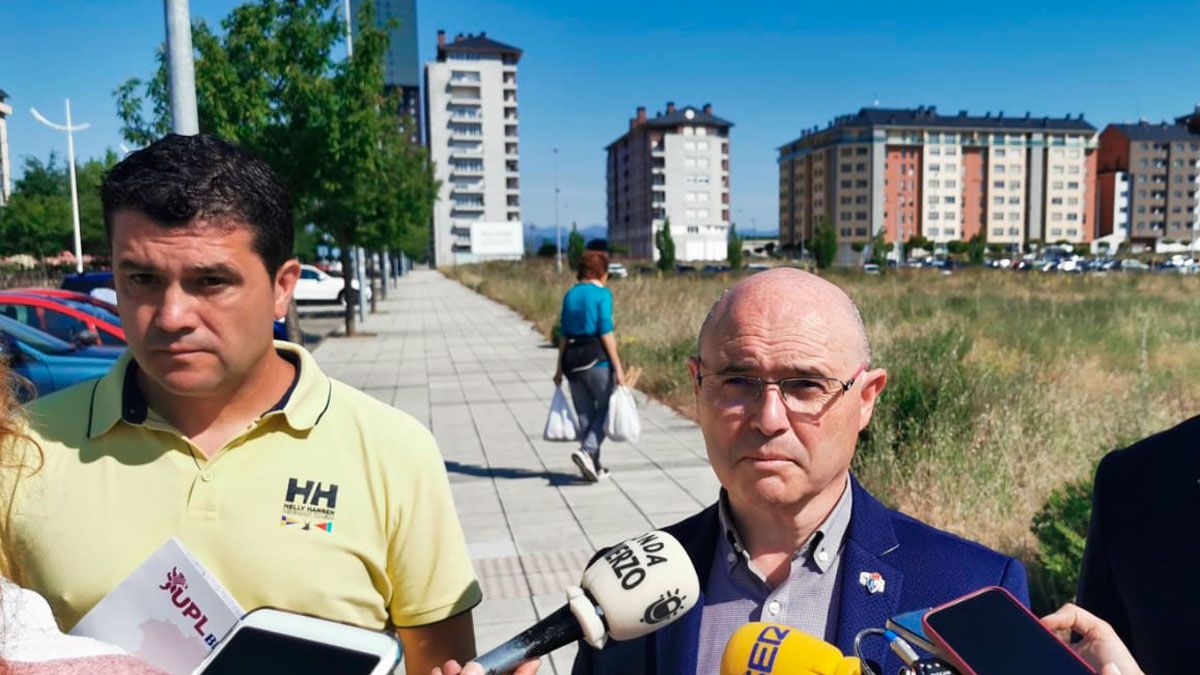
697, 268, 871, 365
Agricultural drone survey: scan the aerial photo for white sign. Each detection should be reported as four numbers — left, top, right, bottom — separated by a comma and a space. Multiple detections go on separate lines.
470, 221, 524, 256
71, 538, 243, 675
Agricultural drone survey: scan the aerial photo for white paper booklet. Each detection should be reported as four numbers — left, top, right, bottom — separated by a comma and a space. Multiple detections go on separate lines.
70, 537, 244, 675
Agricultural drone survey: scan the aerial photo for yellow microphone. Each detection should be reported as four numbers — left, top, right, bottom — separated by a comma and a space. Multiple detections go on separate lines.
720, 622, 862, 675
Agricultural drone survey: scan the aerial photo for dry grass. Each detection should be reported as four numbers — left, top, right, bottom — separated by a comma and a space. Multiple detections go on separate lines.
449, 261, 1200, 602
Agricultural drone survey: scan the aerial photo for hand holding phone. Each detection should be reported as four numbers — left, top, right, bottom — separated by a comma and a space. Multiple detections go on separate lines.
922, 587, 1096, 675
1041, 604, 1144, 675
193, 607, 400, 675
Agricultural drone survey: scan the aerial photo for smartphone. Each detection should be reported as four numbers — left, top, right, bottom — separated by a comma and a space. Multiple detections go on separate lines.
922, 587, 1096, 675
193, 607, 400, 675
885, 608, 942, 657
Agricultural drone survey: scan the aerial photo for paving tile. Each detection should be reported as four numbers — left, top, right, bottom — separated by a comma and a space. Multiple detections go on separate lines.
313, 270, 720, 675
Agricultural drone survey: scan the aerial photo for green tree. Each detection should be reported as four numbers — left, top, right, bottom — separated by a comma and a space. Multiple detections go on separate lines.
567, 224, 585, 271
655, 219, 675, 271
906, 234, 933, 256
810, 215, 837, 269
114, 0, 435, 336
727, 224, 744, 270
0, 152, 117, 261
967, 233, 986, 266
868, 229, 889, 267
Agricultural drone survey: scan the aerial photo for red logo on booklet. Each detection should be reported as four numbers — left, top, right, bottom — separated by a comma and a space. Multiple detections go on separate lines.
158, 567, 220, 647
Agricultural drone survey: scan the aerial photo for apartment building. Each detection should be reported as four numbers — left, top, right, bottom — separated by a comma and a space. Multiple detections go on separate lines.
425, 31, 521, 266
1096, 106, 1200, 247
0, 88, 11, 206
607, 103, 732, 260
778, 106, 1098, 254
351, 0, 422, 141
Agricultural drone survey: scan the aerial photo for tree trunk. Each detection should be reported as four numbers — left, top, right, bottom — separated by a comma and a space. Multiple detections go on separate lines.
379, 251, 389, 300
340, 244, 356, 337
285, 298, 303, 344
369, 250, 379, 314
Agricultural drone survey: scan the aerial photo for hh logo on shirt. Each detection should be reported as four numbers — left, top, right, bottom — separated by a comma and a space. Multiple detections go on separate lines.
280, 477, 339, 533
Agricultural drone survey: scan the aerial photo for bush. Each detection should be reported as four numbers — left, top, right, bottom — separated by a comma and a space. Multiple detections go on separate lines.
1030, 476, 1093, 611
536, 241, 557, 258
811, 216, 837, 269
567, 227, 585, 270
859, 327, 978, 460
655, 220, 676, 271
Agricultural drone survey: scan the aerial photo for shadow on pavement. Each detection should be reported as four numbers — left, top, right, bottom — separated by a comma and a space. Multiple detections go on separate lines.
445, 460, 586, 485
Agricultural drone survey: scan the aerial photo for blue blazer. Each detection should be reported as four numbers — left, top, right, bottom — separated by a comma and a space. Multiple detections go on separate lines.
572, 475, 1028, 675
1076, 415, 1200, 675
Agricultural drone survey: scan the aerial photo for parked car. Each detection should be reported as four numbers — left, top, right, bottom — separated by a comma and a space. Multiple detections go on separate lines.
862, 263, 881, 275
0, 291, 125, 346
607, 262, 628, 279
1119, 258, 1150, 272
747, 263, 771, 273
674, 265, 698, 275
294, 264, 372, 305
701, 264, 731, 276
60, 271, 114, 295
0, 314, 124, 400
22, 287, 118, 314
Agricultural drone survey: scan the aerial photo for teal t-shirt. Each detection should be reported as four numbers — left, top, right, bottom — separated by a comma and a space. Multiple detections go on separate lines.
560, 282, 613, 368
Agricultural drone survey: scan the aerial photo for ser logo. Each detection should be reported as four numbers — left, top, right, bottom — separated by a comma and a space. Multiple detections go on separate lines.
280, 477, 339, 533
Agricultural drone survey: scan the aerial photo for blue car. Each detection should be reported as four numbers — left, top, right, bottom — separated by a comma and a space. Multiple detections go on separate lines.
0, 314, 123, 400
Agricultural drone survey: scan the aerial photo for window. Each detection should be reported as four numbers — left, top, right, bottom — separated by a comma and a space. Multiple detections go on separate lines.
840, 196, 853, 205
1008, 196, 1020, 205
841, 180, 852, 188
685, 158, 696, 168
697, 141, 709, 151
685, 141, 696, 151
945, 179, 956, 188
856, 147, 868, 155
698, 192, 710, 203
929, 195, 941, 204
1051, 212, 1063, 221
929, 212, 940, 220
1067, 181, 1079, 189
993, 180, 1005, 189
840, 148, 853, 157
1008, 227, 1019, 235
929, 164, 941, 172
1008, 212, 1020, 221
856, 179, 868, 188
929, 147, 942, 156
928, 227, 940, 235
992, 227, 1004, 236
1066, 213, 1079, 221
995, 165, 1006, 174
1051, 197, 1063, 205
930, 179, 940, 188
993, 196, 1004, 205
683, 127, 694, 136
1009, 180, 1021, 189
1051, 181, 1064, 189
1068, 165, 1081, 174
945, 147, 958, 156
856, 163, 867, 171
994, 149, 1007, 158
696, 127, 707, 136
841, 163, 852, 172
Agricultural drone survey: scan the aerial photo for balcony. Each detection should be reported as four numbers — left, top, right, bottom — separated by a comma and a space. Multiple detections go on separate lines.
449, 71, 481, 85
450, 163, 484, 177
449, 143, 484, 159
448, 123, 483, 141
505, 142, 518, 156
505, 160, 519, 174
505, 125, 519, 139
447, 86, 482, 105
448, 107, 482, 122
506, 177, 519, 190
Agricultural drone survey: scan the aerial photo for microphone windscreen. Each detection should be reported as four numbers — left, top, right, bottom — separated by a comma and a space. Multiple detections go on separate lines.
719, 622, 862, 675
579, 530, 700, 641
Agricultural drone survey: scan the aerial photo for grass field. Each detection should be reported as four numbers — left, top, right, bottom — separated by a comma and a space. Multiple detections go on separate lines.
448, 261, 1200, 610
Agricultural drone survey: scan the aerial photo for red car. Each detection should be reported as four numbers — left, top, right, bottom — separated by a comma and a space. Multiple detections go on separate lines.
0, 291, 125, 346
19, 287, 120, 314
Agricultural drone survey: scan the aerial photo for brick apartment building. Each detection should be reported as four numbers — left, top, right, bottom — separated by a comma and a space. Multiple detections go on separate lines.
1096, 106, 1200, 247
777, 106, 1098, 255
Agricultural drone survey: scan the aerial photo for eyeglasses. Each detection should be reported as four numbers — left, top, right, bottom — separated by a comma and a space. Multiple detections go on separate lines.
695, 361, 866, 415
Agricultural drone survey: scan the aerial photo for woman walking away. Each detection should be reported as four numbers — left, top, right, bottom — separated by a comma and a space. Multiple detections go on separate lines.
553, 250, 627, 483
0, 365, 163, 674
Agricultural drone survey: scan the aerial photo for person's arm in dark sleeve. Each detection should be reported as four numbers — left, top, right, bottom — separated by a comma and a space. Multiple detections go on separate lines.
999, 556, 1031, 607
1076, 453, 1133, 646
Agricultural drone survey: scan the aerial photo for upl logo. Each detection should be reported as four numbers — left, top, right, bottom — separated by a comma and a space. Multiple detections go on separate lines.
157, 567, 220, 648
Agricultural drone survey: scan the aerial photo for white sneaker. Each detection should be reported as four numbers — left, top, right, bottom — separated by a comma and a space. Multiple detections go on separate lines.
571, 450, 599, 482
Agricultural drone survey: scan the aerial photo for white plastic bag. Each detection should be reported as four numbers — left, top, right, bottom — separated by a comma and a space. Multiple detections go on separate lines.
604, 386, 641, 442
543, 386, 580, 442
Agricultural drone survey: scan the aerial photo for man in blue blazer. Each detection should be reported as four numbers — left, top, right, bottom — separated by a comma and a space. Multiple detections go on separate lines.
572, 269, 1028, 675
1076, 416, 1200, 675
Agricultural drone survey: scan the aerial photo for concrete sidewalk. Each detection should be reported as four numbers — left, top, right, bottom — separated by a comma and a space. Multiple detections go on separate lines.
312, 270, 719, 674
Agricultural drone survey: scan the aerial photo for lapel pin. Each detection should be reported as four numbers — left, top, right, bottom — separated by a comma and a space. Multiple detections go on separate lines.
859, 571, 886, 595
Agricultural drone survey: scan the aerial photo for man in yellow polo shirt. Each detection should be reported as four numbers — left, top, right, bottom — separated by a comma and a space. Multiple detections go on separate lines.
2, 134, 481, 674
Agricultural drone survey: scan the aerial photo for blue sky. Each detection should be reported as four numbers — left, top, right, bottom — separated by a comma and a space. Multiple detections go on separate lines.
3, 1, 1199, 234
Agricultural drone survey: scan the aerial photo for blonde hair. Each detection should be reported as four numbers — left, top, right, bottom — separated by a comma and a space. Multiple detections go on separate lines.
0, 361, 38, 583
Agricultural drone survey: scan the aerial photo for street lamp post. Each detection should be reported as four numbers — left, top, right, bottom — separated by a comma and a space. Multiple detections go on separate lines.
163, 0, 199, 134
553, 148, 561, 273
30, 100, 89, 274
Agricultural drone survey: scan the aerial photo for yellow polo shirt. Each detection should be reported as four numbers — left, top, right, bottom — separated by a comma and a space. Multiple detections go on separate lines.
2, 341, 481, 631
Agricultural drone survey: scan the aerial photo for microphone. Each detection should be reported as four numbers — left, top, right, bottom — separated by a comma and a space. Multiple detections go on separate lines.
472, 530, 700, 674
720, 622, 862, 675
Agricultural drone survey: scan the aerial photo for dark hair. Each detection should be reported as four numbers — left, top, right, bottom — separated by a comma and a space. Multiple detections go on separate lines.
101, 133, 294, 276
578, 250, 609, 281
